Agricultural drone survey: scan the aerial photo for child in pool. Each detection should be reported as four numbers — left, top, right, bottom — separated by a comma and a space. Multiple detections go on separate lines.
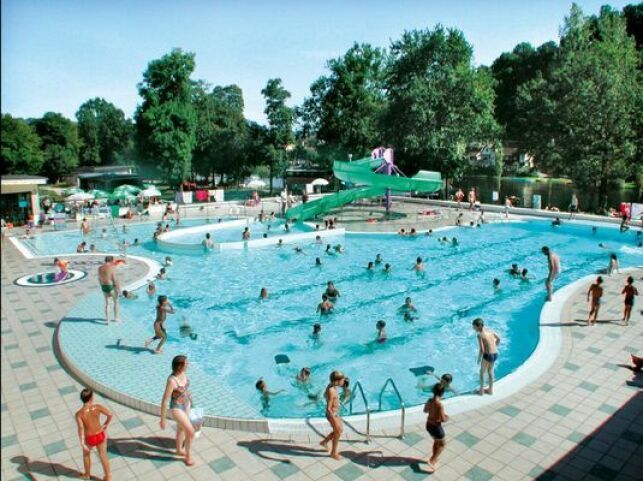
376, 320, 387, 343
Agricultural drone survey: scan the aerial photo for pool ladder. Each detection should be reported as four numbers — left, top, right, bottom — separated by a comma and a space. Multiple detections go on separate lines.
348, 377, 406, 443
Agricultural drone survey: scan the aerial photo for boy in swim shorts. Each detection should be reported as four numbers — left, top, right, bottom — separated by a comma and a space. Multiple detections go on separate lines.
75, 388, 112, 481
586, 276, 604, 326
145, 295, 174, 353
472, 318, 500, 395
423, 382, 449, 473
622, 276, 638, 326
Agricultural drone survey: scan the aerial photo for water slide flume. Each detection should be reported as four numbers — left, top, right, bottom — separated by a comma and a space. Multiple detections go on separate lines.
286, 148, 443, 221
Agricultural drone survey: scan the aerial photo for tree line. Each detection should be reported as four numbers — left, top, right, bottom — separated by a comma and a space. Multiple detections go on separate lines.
1, 3, 641, 206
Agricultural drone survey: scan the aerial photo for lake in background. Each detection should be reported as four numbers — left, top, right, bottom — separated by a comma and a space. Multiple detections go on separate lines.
456, 176, 640, 211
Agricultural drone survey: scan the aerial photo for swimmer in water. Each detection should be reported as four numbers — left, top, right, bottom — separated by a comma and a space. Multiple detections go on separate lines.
334, 244, 344, 253
366, 261, 375, 271
312, 323, 322, 340
410, 228, 417, 236
412, 257, 425, 273
375, 254, 383, 264
122, 290, 138, 300
598, 243, 609, 249
400, 297, 417, 313
315, 257, 322, 267
260, 287, 269, 299
325, 244, 334, 255
317, 294, 334, 315
164, 256, 173, 267
242, 227, 250, 240
404, 311, 419, 322
376, 320, 387, 343
315, 235, 323, 244
383, 263, 392, 274
133, 238, 139, 246
552, 217, 562, 226
425, 229, 433, 237
607, 254, 620, 276
493, 278, 501, 292
398, 228, 406, 236
520, 268, 532, 282
325, 281, 340, 301
451, 237, 459, 247
255, 378, 283, 413
296, 367, 311, 386
202, 233, 214, 249
508, 264, 520, 277
294, 246, 304, 254
146, 281, 156, 298
156, 268, 167, 280
277, 239, 283, 247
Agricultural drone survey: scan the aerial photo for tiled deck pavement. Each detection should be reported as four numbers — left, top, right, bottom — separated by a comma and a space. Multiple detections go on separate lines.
1, 235, 641, 481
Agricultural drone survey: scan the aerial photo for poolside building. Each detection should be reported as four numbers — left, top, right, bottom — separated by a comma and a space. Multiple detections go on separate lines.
0, 175, 47, 223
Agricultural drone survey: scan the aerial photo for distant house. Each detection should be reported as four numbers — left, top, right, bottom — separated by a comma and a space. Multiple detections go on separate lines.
1, 175, 47, 223
468, 144, 497, 168
468, 142, 534, 170
65, 165, 142, 191
285, 160, 332, 191
503, 141, 534, 170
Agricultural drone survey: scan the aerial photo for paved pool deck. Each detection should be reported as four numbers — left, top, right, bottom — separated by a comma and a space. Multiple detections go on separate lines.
1, 221, 642, 481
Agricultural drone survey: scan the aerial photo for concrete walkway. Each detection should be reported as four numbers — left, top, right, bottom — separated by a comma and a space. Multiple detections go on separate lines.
1, 234, 641, 481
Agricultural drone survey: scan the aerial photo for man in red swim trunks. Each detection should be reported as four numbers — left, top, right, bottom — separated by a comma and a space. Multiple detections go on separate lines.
75, 388, 112, 481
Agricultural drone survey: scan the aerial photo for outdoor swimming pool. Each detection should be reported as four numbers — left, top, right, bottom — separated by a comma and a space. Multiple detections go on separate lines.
21, 217, 642, 418
47, 217, 640, 419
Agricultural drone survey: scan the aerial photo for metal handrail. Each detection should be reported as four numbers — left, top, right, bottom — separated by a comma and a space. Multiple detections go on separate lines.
378, 378, 406, 439
348, 381, 370, 443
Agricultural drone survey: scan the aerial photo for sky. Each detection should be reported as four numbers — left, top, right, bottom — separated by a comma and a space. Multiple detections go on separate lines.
1, 0, 632, 123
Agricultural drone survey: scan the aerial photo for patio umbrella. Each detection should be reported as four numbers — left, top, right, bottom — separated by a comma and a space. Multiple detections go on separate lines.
88, 189, 110, 199
140, 185, 162, 197
109, 191, 137, 202
66, 192, 94, 202
246, 179, 267, 188
310, 178, 329, 186
113, 184, 141, 194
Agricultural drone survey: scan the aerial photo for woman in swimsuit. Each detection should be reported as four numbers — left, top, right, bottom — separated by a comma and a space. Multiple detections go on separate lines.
160, 355, 195, 466
320, 371, 345, 460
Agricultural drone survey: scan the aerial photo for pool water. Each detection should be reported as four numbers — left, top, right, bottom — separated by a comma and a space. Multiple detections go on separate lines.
77, 219, 641, 419
22, 218, 215, 256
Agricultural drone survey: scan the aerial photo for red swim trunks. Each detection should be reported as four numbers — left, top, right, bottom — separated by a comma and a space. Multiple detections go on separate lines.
85, 431, 106, 447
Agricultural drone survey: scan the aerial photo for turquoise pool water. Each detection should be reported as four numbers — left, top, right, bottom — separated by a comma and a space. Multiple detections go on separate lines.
24, 218, 642, 418
21, 218, 216, 256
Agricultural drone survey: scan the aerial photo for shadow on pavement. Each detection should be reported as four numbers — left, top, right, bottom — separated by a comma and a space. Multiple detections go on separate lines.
536, 387, 643, 480
11, 455, 86, 480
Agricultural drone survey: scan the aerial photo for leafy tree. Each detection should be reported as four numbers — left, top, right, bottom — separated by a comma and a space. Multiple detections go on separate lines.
261, 78, 294, 192
299, 43, 386, 159
192, 82, 248, 184
31, 112, 79, 182
1, 114, 44, 175
491, 41, 558, 139
135, 48, 197, 184
382, 26, 500, 190
516, 4, 639, 208
623, 3, 643, 50
76, 98, 131, 166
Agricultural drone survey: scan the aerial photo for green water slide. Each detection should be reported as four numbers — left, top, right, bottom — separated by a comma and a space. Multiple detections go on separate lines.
286, 157, 442, 221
